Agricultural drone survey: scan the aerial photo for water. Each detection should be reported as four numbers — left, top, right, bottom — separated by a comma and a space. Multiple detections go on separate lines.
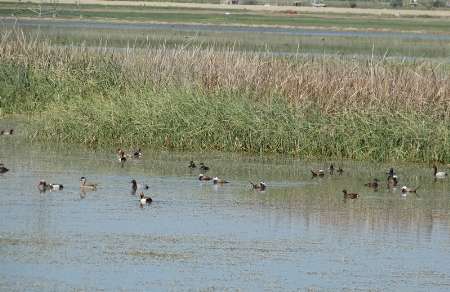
5, 18, 450, 41
1, 135, 450, 290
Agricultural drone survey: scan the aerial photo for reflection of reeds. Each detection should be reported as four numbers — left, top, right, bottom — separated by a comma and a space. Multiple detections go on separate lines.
1, 29, 449, 161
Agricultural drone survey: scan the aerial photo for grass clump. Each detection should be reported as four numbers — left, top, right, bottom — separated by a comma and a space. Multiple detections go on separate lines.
1, 29, 449, 162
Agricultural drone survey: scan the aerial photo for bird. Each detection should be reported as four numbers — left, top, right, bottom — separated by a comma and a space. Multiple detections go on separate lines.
311, 169, 325, 177
198, 174, 212, 181
433, 165, 448, 179
80, 177, 97, 190
188, 160, 197, 169
0, 163, 9, 174
387, 175, 398, 188
401, 186, 420, 193
329, 164, 335, 175
213, 177, 229, 184
38, 180, 50, 192
343, 189, 359, 199
250, 181, 267, 191
37, 180, 63, 192
364, 178, 379, 188
387, 168, 396, 178
131, 179, 149, 192
199, 163, 209, 172
0, 129, 13, 135
139, 192, 152, 205
133, 148, 142, 158
119, 151, 127, 167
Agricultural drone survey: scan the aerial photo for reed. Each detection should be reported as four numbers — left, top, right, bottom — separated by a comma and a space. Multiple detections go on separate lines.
1, 29, 449, 161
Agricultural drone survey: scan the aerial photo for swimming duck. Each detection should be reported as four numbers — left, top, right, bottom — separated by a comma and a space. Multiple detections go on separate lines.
38, 180, 50, 192
188, 160, 197, 169
329, 164, 334, 175
133, 148, 142, 159
0, 164, 9, 174
38, 180, 63, 192
343, 189, 359, 199
131, 179, 149, 192
364, 178, 379, 188
433, 165, 448, 179
401, 185, 419, 193
198, 174, 212, 181
311, 169, 325, 177
199, 163, 209, 172
0, 129, 14, 135
387, 168, 396, 178
250, 181, 267, 191
213, 177, 229, 184
387, 175, 398, 188
119, 151, 127, 167
80, 177, 97, 190
139, 192, 152, 205
337, 167, 344, 175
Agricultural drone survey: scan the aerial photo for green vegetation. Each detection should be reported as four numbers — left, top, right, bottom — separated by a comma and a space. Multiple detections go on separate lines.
1, 29, 449, 162
1, 2, 450, 33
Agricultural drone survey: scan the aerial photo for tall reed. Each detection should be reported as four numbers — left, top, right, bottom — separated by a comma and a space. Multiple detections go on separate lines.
1, 29, 449, 161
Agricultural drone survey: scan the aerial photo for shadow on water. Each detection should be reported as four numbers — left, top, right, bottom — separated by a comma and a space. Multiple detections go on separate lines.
1, 133, 450, 290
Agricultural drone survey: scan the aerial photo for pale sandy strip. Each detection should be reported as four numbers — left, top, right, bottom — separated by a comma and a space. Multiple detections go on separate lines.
1, 0, 449, 17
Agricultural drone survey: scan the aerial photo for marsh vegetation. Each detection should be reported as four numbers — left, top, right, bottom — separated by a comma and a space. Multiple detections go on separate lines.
1, 28, 449, 161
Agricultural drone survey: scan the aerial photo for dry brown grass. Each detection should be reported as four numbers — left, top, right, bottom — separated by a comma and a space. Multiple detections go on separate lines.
1, 0, 450, 17
2, 29, 448, 115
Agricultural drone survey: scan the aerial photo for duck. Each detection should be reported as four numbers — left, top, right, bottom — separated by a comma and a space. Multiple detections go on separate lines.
131, 179, 149, 192
188, 160, 197, 169
387, 175, 398, 188
133, 148, 142, 159
198, 174, 212, 181
343, 189, 359, 199
117, 149, 126, 160
433, 165, 448, 179
199, 163, 209, 172
0, 163, 9, 174
0, 129, 14, 135
364, 178, 379, 188
213, 177, 229, 184
329, 164, 334, 175
337, 167, 344, 175
250, 181, 267, 191
38, 180, 63, 192
119, 151, 127, 167
387, 168, 396, 178
139, 192, 152, 205
311, 169, 325, 177
38, 180, 50, 192
401, 185, 419, 193
80, 177, 97, 190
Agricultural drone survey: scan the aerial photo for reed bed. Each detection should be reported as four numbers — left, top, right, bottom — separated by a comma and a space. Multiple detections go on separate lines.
1, 29, 449, 162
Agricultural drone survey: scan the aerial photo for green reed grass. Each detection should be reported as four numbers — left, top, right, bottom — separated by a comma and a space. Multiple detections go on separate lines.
1, 29, 449, 162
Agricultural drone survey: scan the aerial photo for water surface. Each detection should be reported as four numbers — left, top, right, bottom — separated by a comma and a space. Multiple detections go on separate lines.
1, 135, 450, 290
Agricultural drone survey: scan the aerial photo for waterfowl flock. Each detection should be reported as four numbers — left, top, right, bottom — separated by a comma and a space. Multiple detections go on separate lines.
1, 136, 449, 205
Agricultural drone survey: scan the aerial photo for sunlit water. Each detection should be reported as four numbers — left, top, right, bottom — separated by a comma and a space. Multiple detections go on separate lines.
1, 133, 450, 290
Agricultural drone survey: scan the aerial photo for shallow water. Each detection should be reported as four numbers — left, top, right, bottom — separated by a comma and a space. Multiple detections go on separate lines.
5, 18, 450, 41
1, 135, 450, 290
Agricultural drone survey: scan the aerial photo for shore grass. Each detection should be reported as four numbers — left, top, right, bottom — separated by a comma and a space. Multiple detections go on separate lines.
1, 29, 449, 162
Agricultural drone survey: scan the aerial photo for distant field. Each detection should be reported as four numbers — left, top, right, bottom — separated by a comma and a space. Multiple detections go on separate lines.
1, 1, 450, 34
1, 0, 449, 18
